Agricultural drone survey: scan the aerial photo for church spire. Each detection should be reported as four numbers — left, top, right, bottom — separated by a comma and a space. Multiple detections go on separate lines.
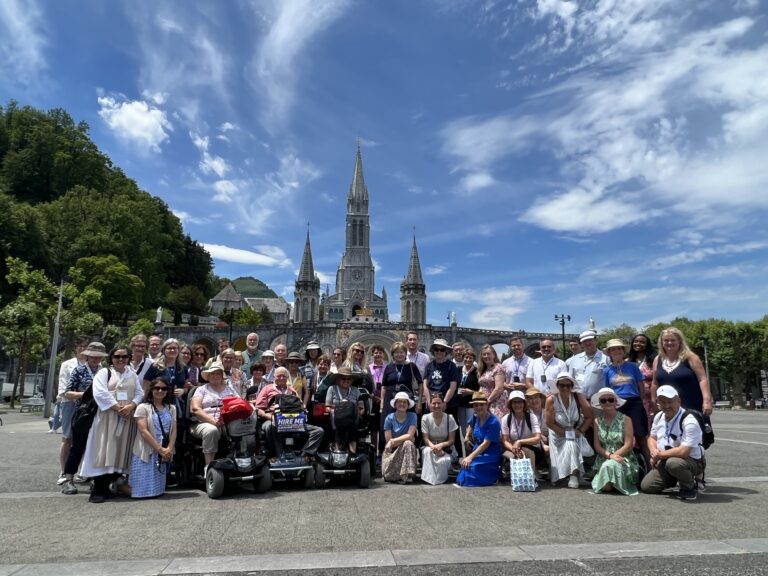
348, 139, 368, 212
405, 234, 424, 285
297, 229, 316, 283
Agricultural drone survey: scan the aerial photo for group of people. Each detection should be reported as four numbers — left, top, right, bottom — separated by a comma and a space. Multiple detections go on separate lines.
50, 327, 712, 501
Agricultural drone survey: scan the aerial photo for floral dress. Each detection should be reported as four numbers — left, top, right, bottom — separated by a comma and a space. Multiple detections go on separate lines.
591, 413, 639, 495
478, 364, 507, 419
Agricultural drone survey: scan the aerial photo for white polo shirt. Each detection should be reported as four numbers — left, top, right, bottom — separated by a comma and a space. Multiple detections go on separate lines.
526, 356, 567, 394
650, 407, 704, 460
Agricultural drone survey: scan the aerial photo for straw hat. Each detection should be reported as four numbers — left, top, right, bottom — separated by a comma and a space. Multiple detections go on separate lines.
390, 391, 415, 409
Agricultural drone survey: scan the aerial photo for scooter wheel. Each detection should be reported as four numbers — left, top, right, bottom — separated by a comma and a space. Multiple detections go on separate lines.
206, 467, 226, 499
358, 460, 371, 488
314, 462, 326, 489
253, 469, 272, 494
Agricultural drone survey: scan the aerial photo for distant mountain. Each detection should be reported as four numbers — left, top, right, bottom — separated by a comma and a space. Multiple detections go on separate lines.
232, 276, 278, 298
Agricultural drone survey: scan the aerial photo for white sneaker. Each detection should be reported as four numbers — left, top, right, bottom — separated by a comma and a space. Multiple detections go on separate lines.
56, 473, 67, 485
73, 475, 89, 484
568, 475, 579, 489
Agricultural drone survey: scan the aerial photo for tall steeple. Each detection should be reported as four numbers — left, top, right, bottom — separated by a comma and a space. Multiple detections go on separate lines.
297, 229, 316, 283
400, 233, 426, 325
405, 234, 424, 285
348, 139, 368, 213
294, 228, 320, 323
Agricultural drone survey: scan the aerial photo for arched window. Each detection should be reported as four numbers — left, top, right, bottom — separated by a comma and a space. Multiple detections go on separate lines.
405, 301, 411, 322
311, 299, 316, 321
302, 298, 309, 322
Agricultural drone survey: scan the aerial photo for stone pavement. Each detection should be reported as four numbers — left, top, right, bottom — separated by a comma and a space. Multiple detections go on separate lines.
0, 409, 766, 575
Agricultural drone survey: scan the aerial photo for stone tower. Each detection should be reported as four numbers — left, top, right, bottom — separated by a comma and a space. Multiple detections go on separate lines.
400, 235, 426, 324
324, 142, 389, 321
294, 230, 320, 322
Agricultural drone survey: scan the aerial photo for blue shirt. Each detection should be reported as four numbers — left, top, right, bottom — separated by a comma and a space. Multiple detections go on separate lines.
66, 364, 97, 405
384, 411, 417, 438
604, 362, 643, 398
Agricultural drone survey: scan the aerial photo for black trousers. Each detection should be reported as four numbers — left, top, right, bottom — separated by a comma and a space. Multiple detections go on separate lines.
63, 425, 90, 476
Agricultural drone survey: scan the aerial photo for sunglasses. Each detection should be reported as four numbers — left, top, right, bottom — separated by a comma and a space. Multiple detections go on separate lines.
153, 387, 168, 392
194, 352, 206, 357
113, 354, 129, 360
557, 382, 574, 388
599, 397, 615, 404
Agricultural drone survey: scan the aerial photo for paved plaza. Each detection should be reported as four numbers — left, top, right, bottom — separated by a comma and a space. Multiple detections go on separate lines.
0, 409, 766, 575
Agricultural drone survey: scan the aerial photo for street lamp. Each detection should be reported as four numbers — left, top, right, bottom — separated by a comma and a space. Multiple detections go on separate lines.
554, 314, 571, 359
43, 278, 65, 419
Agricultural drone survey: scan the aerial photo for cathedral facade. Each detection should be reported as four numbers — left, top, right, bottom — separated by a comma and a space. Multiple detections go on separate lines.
294, 144, 426, 324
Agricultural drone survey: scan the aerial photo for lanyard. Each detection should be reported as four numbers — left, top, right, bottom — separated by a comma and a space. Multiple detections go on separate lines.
664, 410, 683, 444
513, 415, 524, 440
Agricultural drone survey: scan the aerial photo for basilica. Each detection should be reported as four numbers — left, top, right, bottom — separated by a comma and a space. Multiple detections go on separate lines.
293, 144, 427, 325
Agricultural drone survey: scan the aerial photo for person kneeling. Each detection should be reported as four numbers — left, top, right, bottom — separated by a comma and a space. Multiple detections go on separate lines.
640, 385, 704, 501
590, 388, 639, 495
502, 391, 542, 478
382, 392, 418, 483
456, 392, 502, 487
420, 394, 458, 485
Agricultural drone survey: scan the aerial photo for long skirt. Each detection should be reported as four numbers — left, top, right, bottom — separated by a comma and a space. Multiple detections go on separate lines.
549, 433, 584, 482
456, 450, 501, 487
420, 446, 452, 485
382, 441, 417, 482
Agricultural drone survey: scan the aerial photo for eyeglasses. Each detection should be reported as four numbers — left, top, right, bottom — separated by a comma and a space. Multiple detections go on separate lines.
557, 382, 573, 388
194, 352, 206, 357
353, 349, 364, 354
113, 354, 129, 360
599, 398, 615, 404
540, 346, 553, 350
333, 352, 342, 356
153, 387, 168, 392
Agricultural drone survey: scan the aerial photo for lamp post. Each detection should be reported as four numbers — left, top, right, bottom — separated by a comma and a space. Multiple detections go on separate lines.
43, 279, 65, 419
554, 314, 571, 359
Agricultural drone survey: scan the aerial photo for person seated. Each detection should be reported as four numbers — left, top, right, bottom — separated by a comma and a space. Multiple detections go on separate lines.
525, 387, 549, 472
420, 394, 458, 485
501, 391, 542, 476
254, 366, 323, 462
286, 351, 309, 406
456, 392, 502, 487
590, 387, 640, 495
382, 391, 418, 483
325, 367, 365, 453
640, 385, 705, 500
545, 372, 593, 488
247, 363, 268, 394
189, 362, 238, 469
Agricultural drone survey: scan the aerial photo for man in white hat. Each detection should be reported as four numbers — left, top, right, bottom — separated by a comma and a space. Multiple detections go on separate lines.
525, 339, 567, 395
641, 385, 705, 500
565, 330, 607, 399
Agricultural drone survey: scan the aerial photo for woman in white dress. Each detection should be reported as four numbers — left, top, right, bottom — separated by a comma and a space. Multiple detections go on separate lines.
420, 394, 458, 485
545, 372, 593, 488
81, 346, 143, 503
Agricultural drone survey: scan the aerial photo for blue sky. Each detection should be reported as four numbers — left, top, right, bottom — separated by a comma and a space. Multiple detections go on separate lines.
2, 0, 768, 334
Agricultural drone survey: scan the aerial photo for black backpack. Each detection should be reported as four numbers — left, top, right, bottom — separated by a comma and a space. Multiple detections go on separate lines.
276, 394, 303, 414
506, 410, 533, 437
678, 409, 715, 449
71, 368, 110, 435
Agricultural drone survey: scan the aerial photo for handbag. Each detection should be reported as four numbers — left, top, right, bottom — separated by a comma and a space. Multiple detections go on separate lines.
577, 435, 594, 458
311, 402, 327, 419
510, 457, 536, 492
71, 368, 111, 435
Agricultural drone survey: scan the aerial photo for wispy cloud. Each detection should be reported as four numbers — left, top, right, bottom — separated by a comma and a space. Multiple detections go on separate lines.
425, 264, 448, 275
649, 241, 767, 270
0, 0, 47, 88
249, 0, 350, 131
173, 209, 210, 225
190, 132, 229, 178
203, 243, 292, 268
432, 285, 532, 330
97, 93, 173, 153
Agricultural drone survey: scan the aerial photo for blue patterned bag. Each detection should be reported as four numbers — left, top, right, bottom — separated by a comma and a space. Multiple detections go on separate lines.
510, 457, 536, 492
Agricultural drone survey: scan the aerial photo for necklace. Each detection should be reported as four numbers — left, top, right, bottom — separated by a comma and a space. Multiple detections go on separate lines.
662, 357, 681, 373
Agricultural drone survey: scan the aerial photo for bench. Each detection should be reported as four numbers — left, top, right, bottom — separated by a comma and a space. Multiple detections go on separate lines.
714, 400, 730, 409
19, 397, 45, 413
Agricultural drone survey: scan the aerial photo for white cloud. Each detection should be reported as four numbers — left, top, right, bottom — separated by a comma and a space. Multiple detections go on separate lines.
220, 122, 238, 132
431, 285, 532, 330
189, 131, 230, 178
459, 172, 495, 193
648, 241, 767, 270
203, 243, 293, 268
0, 0, 47, 87
425, 264, 448, 275
212, 179, 238, 202
371, 257, 382, 273
249, 0, 350, 131
97, 94, 173, 153
172, 210, 209, 225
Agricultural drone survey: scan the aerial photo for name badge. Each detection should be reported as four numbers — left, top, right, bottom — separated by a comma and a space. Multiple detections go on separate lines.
116, 391, 129, 401
565, 429, 576, 440
540, 375, 547, 383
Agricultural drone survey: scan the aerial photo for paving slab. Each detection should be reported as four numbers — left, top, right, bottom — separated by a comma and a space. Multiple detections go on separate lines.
390, 545, 530, 566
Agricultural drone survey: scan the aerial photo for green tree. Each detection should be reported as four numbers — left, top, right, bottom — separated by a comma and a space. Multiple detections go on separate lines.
260, 305, 274, 325
128, 318, 153, 339
166, 285, 209, 316
234, 306, 262, 326
69, 255, 144, 324
597, 323, 638, 349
